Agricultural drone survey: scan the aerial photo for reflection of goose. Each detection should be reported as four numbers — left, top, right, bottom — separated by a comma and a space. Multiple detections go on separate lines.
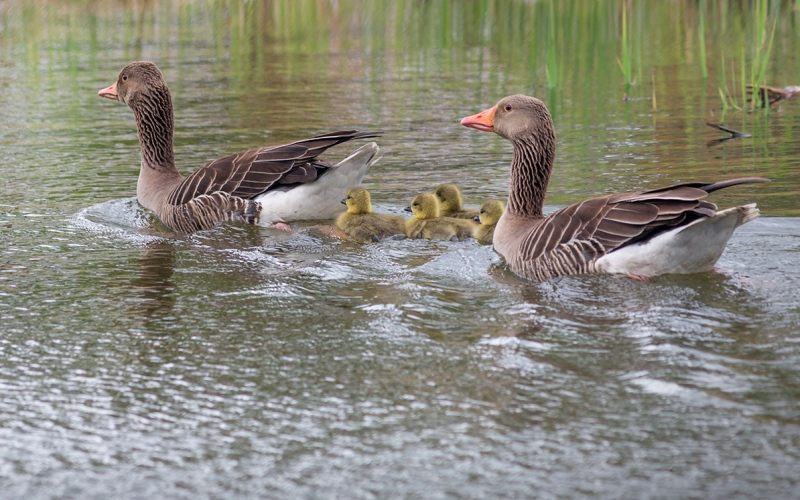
434, 184, 480, 220
462, 94, 768, 281
472, 200, 504, 245
336, 188, 406, 242
131, 241, 177, 321
405, 193, 475, 241
98, 61, 381, 233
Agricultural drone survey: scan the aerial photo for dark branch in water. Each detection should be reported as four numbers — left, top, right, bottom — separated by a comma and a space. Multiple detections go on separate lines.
706, 123, 751, 138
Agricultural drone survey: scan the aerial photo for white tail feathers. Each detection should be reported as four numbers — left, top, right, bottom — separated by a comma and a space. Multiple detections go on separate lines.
730, 203, 760, 226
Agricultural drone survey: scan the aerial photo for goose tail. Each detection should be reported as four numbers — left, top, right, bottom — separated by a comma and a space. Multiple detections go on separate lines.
730, 202, 760, 227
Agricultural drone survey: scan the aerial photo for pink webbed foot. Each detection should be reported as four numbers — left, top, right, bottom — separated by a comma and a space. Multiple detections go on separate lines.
272, 222, 292, 232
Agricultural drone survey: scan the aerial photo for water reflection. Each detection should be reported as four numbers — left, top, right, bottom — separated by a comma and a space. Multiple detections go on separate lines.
130, 241, 177, 322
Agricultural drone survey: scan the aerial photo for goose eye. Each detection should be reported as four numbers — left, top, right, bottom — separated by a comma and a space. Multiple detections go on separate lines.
121, 74, 128, 82
504, 104, 512, 111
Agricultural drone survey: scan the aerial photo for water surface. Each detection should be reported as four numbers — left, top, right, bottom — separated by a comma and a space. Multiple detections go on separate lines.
1, 1, 799, 498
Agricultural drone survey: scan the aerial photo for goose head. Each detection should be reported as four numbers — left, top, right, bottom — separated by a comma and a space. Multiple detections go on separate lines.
98, 61, 170, 109
460, 94, 553, 144
434, 184, 464, 213
342, 187, 373, 215
409, 193, 441, 220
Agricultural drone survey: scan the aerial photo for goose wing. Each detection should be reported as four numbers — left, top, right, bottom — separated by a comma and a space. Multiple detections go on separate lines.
166, 130, 381, 206
518, 178, 769, 267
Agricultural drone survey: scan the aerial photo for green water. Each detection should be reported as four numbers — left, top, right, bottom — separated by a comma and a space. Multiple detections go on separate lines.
1, 1, 799, 497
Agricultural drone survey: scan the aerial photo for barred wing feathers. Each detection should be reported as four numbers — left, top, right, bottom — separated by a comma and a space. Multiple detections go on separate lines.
166, 130, 381, 206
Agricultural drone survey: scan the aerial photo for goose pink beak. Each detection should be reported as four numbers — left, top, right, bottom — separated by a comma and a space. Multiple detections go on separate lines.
98, 82, 119, 100
461, 105, 496, 132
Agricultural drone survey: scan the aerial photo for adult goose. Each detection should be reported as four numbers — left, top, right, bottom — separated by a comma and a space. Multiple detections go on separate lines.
461, 94, 768, 281
98, 61, 381, 233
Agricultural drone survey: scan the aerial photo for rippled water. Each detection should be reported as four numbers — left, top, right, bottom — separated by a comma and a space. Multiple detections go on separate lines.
2, 1, 800, 498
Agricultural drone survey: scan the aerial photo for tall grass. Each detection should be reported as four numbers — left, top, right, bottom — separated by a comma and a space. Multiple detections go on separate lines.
749, 0, 777, 110
546, 2, 558, 88
715, 0, 777, 111
698, 0, 708, 80
617, 3, 634, 88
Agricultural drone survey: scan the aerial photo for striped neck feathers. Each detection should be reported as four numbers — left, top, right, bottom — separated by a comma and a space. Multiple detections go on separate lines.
130, 85, 177, 175
508, 127, 555, 218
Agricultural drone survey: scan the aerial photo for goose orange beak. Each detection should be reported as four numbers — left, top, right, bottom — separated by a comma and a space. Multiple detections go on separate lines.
461, 105, 496, 132
98, 82, 119, 100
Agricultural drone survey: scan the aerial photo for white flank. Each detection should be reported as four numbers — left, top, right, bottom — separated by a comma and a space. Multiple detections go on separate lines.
255, 142, 380, 225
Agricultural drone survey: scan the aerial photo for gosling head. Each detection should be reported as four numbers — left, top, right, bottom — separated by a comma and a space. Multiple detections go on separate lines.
341, 187, 373, 215
434, 184, 464, 213
477, 200, 504, 225
409, 193, 441, 220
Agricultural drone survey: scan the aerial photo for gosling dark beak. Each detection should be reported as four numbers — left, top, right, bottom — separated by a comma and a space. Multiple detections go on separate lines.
474, 216, 480, 223
340, 199, 346, 205
404, 206, 411, 212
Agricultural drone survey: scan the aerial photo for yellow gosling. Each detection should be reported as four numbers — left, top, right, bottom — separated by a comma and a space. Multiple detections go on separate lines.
472, 200, 504, 245
405, 193, 475, 240
336, 187, 406, 243
434, 183, 480, 220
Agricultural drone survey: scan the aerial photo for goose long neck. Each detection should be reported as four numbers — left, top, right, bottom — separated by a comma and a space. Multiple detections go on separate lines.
508, 127, 555, 218
130, 87, 178, 175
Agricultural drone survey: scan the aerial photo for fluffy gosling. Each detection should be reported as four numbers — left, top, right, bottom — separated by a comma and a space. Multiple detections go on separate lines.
434, 184, 480, 220
336, 187, 406, 242
472, 200, 504, 244
405, 193, 475, 240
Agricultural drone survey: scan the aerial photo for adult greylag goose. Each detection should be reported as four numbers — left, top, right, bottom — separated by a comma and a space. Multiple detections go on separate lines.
434, 184, 480, 220
472, 200, 504, 245
336, 187, 406, 242
98, 61, 381, 233
405, 193, 475, 241
461, 94, 768, 281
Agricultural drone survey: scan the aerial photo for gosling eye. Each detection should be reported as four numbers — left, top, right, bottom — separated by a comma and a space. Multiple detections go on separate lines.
121, 74, 128, 82
504, 104, 512, 112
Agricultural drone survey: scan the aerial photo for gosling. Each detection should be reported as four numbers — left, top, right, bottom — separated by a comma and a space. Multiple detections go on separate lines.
336, 187, 406, 242
405, 193, 475, 240
434, 184, 480, 220
472, 200, 504, 245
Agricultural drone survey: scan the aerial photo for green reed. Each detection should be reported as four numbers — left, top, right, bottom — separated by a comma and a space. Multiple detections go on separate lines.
714, 0, 777, 111
617, 3, 634, 88
546, 2, 558, 89
698, 0, 708, 80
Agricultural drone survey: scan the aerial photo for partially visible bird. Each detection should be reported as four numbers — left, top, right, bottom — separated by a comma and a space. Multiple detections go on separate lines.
472, 200, 504, 245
